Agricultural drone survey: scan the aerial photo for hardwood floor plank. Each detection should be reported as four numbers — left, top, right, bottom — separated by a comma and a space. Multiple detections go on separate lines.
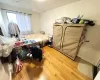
13, 46, 92, 80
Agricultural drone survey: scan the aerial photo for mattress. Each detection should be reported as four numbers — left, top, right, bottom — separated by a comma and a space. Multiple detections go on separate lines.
24, 33, 49, 45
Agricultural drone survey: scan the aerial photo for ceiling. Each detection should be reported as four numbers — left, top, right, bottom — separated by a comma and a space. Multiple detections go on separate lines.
0, 0, 80, 13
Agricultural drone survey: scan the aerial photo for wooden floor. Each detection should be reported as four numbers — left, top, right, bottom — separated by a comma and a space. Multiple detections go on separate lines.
13, 46, 92, 80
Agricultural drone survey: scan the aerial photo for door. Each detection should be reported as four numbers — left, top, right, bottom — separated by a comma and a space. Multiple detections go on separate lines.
53, 24, 63, 50
62, 26, 84, 60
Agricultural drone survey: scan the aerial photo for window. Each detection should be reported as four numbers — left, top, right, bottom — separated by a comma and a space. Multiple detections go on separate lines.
7, 12, 17, 24
7, 12, 32, 35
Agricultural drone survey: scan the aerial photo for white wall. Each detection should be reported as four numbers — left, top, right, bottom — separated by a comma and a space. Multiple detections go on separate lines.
40, 0, 100, 35
31, 12, 40, 33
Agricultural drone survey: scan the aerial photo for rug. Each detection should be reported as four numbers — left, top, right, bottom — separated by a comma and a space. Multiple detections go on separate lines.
78, 59, 93, 79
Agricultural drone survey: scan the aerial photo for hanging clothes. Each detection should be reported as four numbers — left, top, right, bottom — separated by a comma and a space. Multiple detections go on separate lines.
0, 27, 3, 36
8, 22, 20, 38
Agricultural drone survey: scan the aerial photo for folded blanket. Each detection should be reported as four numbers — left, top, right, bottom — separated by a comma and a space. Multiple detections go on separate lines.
0, 36, 16, 57
0, 35, 16, 45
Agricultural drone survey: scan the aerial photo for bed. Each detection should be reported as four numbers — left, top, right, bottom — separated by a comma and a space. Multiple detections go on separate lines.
24, 33, 49, 46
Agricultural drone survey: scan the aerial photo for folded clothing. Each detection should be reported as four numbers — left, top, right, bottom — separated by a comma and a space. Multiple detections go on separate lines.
0, 48, 17, 63
0, 35, 16, 45
14, 58, 23, 73
0, 35, 16, 57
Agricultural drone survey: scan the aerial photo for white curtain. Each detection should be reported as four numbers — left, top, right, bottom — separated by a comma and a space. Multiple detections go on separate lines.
1, 9, 32, 36
16, 13, 32, 35
1, 9, 9, 36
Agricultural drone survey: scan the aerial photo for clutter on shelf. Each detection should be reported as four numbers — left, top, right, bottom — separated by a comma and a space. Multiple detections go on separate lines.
55, 15, 95, 26
55, 17, 71, 24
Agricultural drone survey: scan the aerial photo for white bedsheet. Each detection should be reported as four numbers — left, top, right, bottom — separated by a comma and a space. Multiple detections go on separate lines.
24, 33, 49, 43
